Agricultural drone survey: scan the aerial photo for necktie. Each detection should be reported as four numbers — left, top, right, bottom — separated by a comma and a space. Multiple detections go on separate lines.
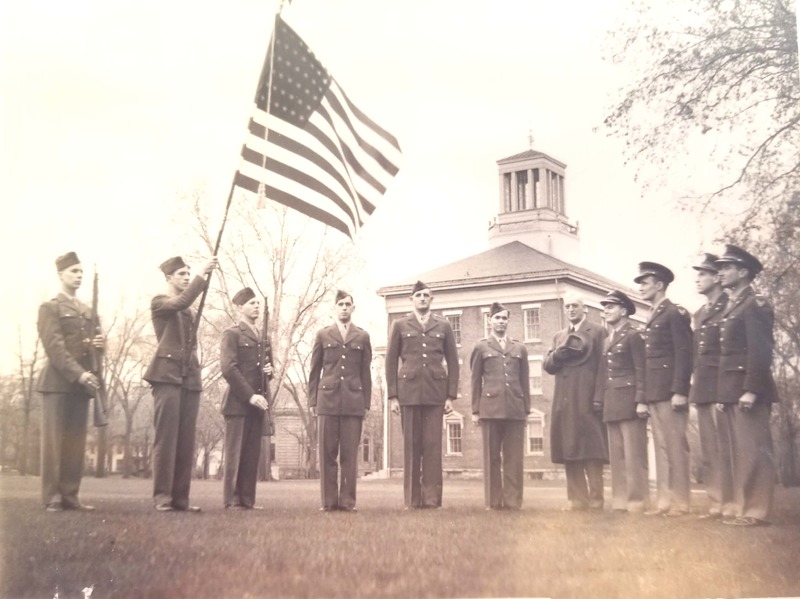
499, 338, 506, 350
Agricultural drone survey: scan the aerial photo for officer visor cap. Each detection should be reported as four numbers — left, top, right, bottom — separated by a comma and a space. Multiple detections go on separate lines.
55, 252, 80, 272
634, 261, 674, 284
692, 253, 720, 273
714, 244, 763, 276
411, 280, 430, 295
159, 256, 187, 275
600, 290, 636, 316
232, 287, 256, 306
489, 302, 509, 317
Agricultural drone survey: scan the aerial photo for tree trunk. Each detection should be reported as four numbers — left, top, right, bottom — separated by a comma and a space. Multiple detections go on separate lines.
95, 426, 107, 477
122, 419, 133, 479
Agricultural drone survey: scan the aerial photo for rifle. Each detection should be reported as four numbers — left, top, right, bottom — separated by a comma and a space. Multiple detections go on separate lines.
90, 270, 109, 427
260, 295, 275, 436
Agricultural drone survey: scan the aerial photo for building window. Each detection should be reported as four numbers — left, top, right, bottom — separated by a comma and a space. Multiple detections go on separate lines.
532, 168, 540, 208
522, 304, 541, 342
481, 308, 492, 338
527, 411, 545, 456
515, 170, 528, 211
443, 310, 462, 346
503, 172, 512, 213
444, 410, 464, 456
361, 436, 371, 463
528, 355, 543, 395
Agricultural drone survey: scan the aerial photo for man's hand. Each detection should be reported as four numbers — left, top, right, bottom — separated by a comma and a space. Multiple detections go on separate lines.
444, 399, 454, 415
91, 334, 105, 350
310, 406, 317, 418
636, 403, 649, 419
249, 394, 269, 411
592, 401, 603, 415
738, 391, 757, 413
201, 256, 219, 275
263, 363, 273, 376
671, 394, 688, 412
715, 402, 726, 413
78, 372, 100, 391
389, 398, 401, 415
471, 414, 480, 426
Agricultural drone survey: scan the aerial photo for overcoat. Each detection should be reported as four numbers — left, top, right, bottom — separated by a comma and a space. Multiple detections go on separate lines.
689, 293, 728, 404
220, 322, 273, 418
470, 337, 530, 420
717, 286, 778, 405
642, 299, 692, 403
143, 276, 207, 391
602, 321, 645, 423
544, 320, 608, 463
308, 324, 372, 417
385, 313, 459, 405
36, 294, 94, 395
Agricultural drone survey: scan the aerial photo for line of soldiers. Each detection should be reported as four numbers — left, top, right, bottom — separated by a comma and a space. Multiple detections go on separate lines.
36, 244, 776, 523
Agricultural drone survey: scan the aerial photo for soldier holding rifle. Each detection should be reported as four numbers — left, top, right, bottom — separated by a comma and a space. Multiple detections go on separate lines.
220, 288, 274, 510
36, 252, 104, 512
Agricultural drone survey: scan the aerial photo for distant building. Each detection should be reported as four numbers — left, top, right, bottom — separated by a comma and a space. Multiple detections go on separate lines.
378, 148, 647, 478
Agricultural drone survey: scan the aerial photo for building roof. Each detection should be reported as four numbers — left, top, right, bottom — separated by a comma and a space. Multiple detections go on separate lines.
377, 241, 640, 300
497, 149, 566, 168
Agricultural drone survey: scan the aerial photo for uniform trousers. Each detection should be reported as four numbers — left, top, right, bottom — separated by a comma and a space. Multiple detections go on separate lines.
649, 400, 690, 511
401, 405, 444, 508
223, 414, 263, 508
607, 418, 649, 512
481, 419, 525, 509
719, 402, 775, 521
152, 384, 200, 509
564, 459, 604, 509
41, 392, 90, 507
318, 415, 363, 510
695, 403, 734, 516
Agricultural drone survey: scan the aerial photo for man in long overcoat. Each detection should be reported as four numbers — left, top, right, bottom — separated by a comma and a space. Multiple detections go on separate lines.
308, 290, 372, 512
544, 293, 608, 511
386, 281, 459, 509
715, 245, 778, 527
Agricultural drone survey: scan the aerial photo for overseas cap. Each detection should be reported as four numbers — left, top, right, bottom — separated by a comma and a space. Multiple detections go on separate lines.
600, 290, 636, 316
489, 301, 509, 317
634, 261, 674, 284
232, 287, 256, 306
411, 280, 430, 295
159, 256, 187, 275
55, 252, 80, 271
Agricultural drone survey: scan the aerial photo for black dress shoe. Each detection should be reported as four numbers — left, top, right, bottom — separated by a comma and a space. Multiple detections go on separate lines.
63, 503, 95, 511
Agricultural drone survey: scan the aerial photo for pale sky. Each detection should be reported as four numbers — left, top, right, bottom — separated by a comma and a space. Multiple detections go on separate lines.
1, 0, 735, 374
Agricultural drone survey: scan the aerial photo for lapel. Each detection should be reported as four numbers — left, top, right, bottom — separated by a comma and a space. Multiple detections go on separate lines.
699, 293, 728, 324
487, 336, 505, 354
647, 299, 671, 326
329, 324, 345, 344
238, 321, 259, 343
343, 323, 358, 344
606, 322, 627, 352
722, 286, 752, 318
407, 313, 425, 333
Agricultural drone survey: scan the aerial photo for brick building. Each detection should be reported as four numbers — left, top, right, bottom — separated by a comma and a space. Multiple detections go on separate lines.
378, 148, 646, 478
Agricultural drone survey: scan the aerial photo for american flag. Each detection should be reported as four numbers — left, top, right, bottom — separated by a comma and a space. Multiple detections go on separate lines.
234, 15, 402, 238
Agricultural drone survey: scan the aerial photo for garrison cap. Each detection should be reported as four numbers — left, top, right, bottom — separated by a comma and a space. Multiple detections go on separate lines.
634, 261, 674, 284
232, 287, 256, 306
715, 244, 763, 276
411, 280, 430, 295
600, 290, 636, 316
692, 253, 720, 273
159, 256, 187, 275
489, 302, 509, 317
55, 251, 80, 271
335, 289, 353, 303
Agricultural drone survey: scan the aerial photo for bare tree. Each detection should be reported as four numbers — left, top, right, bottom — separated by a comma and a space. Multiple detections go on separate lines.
16, 331, 40, 476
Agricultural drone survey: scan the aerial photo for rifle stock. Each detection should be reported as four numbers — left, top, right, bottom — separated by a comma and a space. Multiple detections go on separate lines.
91, 270, 109, 428
261, 296, 275, 436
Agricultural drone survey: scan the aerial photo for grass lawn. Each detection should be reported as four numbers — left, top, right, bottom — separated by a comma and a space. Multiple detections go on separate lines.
2, 474, 800, 598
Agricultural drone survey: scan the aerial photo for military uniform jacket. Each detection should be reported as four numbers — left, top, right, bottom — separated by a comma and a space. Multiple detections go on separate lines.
308, 324, 372, 417
601, 321, 645, 423
689, 293, 728, 404
220, 321, 273, 417
470, 337, 530, 420
385, 313, 459, 406
36, 294, 95, 395
642, 298, 692, 403
717, 286, 778, 405
143, 275, 207, 391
